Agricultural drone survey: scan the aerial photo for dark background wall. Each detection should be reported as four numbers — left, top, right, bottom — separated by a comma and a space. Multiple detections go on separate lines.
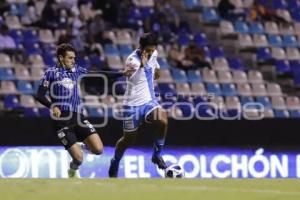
1, 117, 299, 148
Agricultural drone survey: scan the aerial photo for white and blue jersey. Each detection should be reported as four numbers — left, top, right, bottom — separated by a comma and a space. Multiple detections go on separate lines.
39, 65, 87, 113
123, 49, 161, 132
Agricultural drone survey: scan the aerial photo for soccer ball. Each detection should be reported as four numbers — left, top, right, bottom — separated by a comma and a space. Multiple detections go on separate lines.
164, 164, 185, 178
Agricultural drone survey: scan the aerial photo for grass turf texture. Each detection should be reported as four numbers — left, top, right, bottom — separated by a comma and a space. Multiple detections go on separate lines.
1, 179, 300, 200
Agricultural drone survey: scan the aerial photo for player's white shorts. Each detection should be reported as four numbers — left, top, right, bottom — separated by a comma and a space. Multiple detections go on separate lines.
122, 100, 160, 132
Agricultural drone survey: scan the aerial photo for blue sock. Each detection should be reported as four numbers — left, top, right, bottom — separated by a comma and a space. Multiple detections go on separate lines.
153, 138, 165, 156
113, 153, 122, 163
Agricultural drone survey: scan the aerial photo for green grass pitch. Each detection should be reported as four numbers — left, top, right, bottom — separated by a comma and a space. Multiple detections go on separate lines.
1, 179, 300, 200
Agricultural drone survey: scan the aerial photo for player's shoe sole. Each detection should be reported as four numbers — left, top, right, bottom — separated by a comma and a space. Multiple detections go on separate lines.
108, 158, 119, 178
151, 154, 167, 169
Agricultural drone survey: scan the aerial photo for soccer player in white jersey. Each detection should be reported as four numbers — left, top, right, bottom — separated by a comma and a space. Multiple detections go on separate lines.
109, 33, 168, 177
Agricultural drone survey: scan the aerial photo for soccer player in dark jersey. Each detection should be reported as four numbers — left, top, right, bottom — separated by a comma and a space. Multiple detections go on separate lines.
36, 43, 131, 178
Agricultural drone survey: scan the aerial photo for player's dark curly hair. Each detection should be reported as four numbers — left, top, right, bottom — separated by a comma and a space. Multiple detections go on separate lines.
56, 43, 76, 58
139, 33, 158, 49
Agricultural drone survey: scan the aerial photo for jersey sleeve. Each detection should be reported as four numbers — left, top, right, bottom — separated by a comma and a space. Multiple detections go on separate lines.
78, 66, 88, 75
39, 69, 53, 88
125, 56, 140, 70
125, 56, 140, 78
36, 69, 53, 108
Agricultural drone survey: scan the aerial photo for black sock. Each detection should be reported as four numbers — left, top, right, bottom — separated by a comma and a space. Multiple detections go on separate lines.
70, 161, 79, 170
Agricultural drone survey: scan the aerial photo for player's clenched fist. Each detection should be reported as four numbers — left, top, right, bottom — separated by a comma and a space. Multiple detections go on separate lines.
52, 106, 61, 118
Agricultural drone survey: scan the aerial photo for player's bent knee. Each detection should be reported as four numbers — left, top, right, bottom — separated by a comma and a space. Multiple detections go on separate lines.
92, 146, 103, 155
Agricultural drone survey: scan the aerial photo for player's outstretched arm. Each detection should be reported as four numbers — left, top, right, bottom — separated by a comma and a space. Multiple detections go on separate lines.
154, 68, 160, 80
87, 70, 136, 78
35, 84, 52, 109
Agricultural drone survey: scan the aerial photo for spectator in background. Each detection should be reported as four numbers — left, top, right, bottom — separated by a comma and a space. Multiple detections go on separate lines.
92, 0, 118, 25
89, 46, 106, 70
58, 26, 73, 44
88, 12, 105, 39
184, 40, 211, 70
21, 0, 39, 26
217, 0, 245, 21
40, 0, 59, 30
249, 0, 289, 25
169, 40, 211, 71
168, 41, 193, 70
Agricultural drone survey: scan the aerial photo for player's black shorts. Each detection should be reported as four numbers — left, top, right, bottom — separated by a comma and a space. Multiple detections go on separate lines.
53, 111, 96, 149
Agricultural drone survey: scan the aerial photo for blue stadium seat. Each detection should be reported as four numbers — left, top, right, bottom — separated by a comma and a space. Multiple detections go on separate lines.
290, 60, 300, 73
23, 29, 39, 44
87, 107, 104, 117
206, 83, 222, 96
171, 68, 188, 83
24, 43, 43, 55
275, 60, 291, 74
227, 57, 244, 70
104, 44, 119, 56
193, 95, 205, 104
196, 102, 217, 118
240, 96, 254, 105
194, 32, 208, 46
89, 55, 105, 70
43, 53, 56, 67
10, 3, 26, 16
272, 0, 287, 9
4, 95, 20, 109
293, 71, 300, 86
0, 69, 15, 80
273, 109, 289, 118
256, 96, 272, 108
234, 21, 249, 34
157, 57, 169, 69
76, 56, 91, 69
187, 70, 202, 83
114, 79, 126, 95
158, 83, 176, 95
288, 0, 300, 10
221, 83, 237, 96
210, 47, 225, 58
268, 35, 282, 47
282, 35, 298, 48
32, 81, 40, 93
23, 108, 40, 117
9, 29, 23, 45
291, 9, 300, 22
202, 8, 220, 23
161, 95, 177, 109
223, 109, 240, 118
140, 7, 153, 20
184, 0, 199, 10
177, 32, 190, 46
178, 104, 194, 118
257, 47, 272, 61
119, 44, 133, 57
289, 110, 300, 118
249, 22, 264, 34
17, 80, 34, 94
